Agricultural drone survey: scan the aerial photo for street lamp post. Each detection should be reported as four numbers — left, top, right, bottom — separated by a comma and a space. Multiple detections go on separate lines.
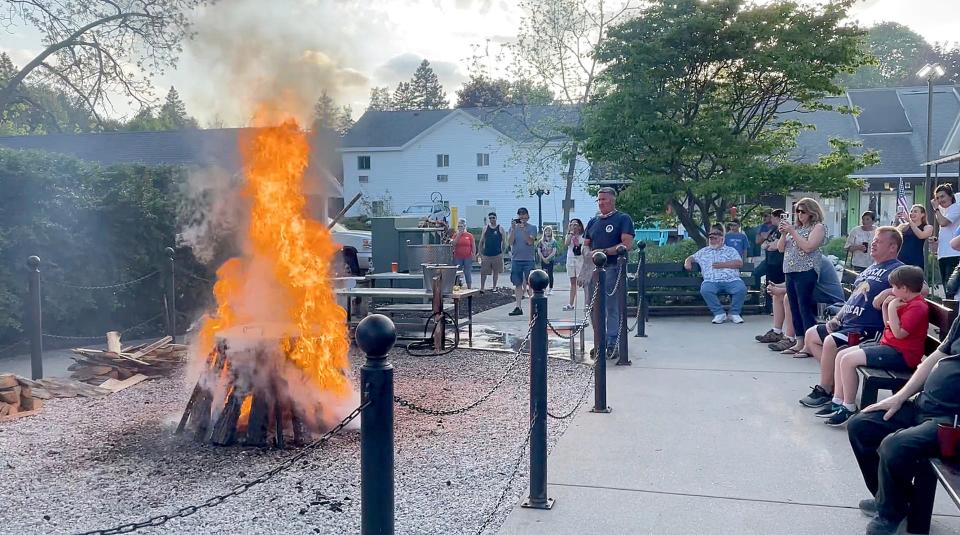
529, 186, 550, 230
918, 63, 945, 203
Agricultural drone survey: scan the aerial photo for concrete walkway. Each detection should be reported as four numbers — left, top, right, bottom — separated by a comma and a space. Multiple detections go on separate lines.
494, 284, 960, 535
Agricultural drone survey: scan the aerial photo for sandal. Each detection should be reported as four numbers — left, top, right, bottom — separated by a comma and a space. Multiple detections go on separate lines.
792, 351, 813, 359
780, 346, 802, 355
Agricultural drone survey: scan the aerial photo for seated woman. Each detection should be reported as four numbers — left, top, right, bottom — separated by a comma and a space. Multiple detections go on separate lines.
819, 266, 929, 427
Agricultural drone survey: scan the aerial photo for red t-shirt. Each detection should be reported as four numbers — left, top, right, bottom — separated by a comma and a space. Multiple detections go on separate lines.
453, 232, 475, 260
880, 295, 929, 368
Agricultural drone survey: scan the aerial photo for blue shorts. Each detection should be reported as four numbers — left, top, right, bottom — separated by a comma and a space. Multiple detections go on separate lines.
510, 259, 535, 287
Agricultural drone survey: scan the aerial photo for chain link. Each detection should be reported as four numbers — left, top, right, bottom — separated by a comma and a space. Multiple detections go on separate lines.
626, 259, 645, 332
73, 401, 368, 535
547, 365, 595, 420
45, 270, 160, 291
394, 314, 537, 416
546, 281, 600, 341
605, 261, 624, 297
475, 412, 537, 535
42, 313, 166, 342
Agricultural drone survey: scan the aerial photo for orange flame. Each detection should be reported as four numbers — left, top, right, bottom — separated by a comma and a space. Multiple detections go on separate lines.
197, 108, 350, 398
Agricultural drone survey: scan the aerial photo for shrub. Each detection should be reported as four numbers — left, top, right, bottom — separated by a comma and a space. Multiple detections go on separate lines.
823, 237, 846, 259
643, 239, 700, 263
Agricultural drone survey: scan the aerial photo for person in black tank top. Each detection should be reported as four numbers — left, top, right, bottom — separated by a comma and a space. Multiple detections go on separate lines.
478, 212, 506, 291
897, 204, 933, 270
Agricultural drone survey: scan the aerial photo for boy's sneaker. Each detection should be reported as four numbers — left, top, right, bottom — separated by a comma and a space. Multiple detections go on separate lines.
799, 385, 833, 407
729, 314, 744, 324
825, 406, 856, 427
508, 307, 523, 316
768, 338, 796, 351
756, 330, 784, 343
858, 498, 878, 516
712, 314, 726, 324
814, 404, 841, 418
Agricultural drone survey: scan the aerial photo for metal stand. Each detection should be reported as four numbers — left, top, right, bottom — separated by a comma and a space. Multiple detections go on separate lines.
27, 256, 42, 380
165, 247, 177, 344
522, 270, 554, 510
615, 249, 630, 365
358, 314, 397, 535
591, 252, 611, 413
636, 242, 647, 338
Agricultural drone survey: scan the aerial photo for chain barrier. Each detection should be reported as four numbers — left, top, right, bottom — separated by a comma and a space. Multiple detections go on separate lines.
394, 314, 537, 416
546, 281, 600, 341
0, 338, 27, 354
605, 260, 625, 297
42, 313, 166, 342
475, 412, 537, 535
627, 259, 645, 332
175, 266, 214, 283
547, 362, 595, 420
73, 401, 369, 535
45, 270, 160, 291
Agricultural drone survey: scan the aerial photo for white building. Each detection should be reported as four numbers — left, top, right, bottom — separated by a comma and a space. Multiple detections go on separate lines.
339, 106, 597, 230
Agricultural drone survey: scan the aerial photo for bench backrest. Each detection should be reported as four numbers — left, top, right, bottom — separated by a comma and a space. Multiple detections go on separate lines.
642, 262, 756, 289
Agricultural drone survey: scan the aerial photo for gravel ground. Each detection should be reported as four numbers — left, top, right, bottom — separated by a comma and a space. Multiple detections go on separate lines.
0, 346, 592, 535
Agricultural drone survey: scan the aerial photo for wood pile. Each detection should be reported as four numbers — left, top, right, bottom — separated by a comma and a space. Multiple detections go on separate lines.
68, 336, 187, 385
0, 373, 44, 422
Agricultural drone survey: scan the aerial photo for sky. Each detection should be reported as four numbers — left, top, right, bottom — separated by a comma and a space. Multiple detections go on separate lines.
0, 0, 957, 126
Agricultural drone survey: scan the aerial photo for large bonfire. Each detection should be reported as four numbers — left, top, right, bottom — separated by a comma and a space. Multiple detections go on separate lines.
181, 106, 351, 445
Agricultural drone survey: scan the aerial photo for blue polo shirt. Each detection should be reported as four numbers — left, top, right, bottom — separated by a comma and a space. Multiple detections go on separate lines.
585, 211, 635, 264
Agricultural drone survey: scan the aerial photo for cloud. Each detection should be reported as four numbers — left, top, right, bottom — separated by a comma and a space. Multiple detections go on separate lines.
374, 53, 467, 90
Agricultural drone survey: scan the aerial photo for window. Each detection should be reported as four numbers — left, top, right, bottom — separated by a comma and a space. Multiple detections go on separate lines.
477, 173, 488, 182
476, 153, 490, 166
436, 154, 449, 167
437, 174, 449, 182
476, 199, 490, 206
358, 175, 369, 183
357, 155, 371, 170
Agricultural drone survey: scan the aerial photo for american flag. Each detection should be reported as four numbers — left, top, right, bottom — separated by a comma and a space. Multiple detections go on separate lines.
896, 177, 910, 223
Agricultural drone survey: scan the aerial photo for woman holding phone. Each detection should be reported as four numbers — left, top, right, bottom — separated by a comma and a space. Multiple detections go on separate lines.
778, 198, 827, 355
897, 204, 933, 270
931, 184, 960, 297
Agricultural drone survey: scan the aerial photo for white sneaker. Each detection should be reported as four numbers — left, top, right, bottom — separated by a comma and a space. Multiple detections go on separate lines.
562, 304, 575, 311
729, 314, 744, 324
712, 314, 726, 324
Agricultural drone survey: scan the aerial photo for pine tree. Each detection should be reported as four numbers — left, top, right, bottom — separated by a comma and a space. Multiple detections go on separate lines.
312, 90, 338, 131
410, 60, 448, 109
337, 105, 355, 134
392, 81, 416, 111
158, 86, 197, 129
367, 86, 393, 111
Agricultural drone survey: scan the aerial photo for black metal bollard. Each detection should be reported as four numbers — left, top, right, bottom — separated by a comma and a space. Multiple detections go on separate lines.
357, 314, 396, 535
636, 242, 648, 338
165, 247, 177, 343
590, 251, 611, 413
522, 269, 554, 510
27, 256, 43, 380
615, 247, 630, 366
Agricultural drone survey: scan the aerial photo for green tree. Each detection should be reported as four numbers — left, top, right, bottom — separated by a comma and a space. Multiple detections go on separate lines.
392, 81, 417, 111
582, 0, 878, 246
312, 91, 354, 134
159, 86, 198, 130
840, 22, 939, 88
409, 60, 448, 109
123, 107, 165, 131
456, 75, 511, 108
367, 86, 393, 111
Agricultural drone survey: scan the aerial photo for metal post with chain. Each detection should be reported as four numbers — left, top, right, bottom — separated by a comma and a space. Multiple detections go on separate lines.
635, 242, 648, 337
357, 314, 397, 535
614, 247, 630, 366
590, 251, 611, 414
72, 402, 369, 535
522, 270, 553, 510
27, 256, 43, 379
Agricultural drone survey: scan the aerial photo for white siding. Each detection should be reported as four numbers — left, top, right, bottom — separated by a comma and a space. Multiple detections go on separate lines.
341, 111, 597, 231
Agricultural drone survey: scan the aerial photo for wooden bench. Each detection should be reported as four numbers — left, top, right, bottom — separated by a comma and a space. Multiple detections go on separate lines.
630, 262, 763, 317
857, 298, 957, 408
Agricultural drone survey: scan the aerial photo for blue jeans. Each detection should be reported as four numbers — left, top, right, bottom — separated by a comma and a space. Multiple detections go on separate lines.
456, 258, 473, 287
591, 264, 622, 345
699, 279, 747, 316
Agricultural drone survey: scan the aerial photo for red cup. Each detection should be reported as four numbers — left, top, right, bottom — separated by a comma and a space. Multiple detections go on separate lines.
847, 331, 860, 346
390, 262, 398, 273
938, 423, 960, 459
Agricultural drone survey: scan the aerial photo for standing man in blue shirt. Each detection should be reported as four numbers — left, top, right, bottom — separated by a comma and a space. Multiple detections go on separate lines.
581, 187, 635, 357
724, 220, 750, 261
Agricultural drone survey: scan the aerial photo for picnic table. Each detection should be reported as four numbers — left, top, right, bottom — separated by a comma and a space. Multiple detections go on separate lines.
334, 287, 480, 345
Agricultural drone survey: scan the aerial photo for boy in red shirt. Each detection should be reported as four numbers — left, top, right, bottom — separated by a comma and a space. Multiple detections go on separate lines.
821, 265, 929, 427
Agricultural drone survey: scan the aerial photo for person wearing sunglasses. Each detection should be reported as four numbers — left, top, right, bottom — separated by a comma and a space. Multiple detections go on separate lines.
777, 198, 827, 354
684, 224, 748, 324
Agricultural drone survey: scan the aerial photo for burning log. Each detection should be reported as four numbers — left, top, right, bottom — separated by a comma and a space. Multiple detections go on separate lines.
178, 327, 333, 448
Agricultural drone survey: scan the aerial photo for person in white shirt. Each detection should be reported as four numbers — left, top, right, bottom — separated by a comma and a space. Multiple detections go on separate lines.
845, 211, 876, 272
684, 226, 748, 324
931, 183, 960, 297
